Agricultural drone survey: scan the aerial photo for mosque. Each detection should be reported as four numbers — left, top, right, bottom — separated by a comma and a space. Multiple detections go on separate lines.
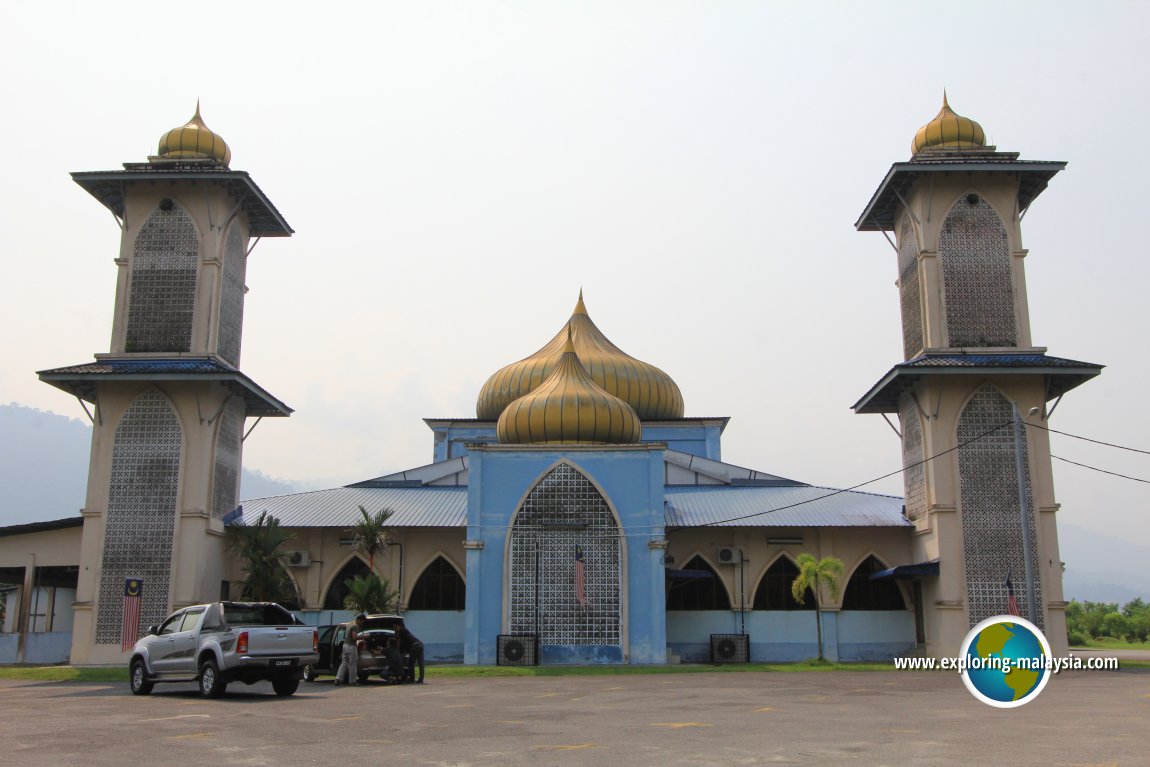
1, 96, 1100, 666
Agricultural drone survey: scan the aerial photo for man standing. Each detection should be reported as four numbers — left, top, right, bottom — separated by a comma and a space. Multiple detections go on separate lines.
397, 625, 425, 683
335, 614, 366, 686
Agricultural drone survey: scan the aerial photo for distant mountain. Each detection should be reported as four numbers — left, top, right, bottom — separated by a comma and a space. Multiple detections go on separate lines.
0, 403, 299, 527
1059, 522, 1150, 604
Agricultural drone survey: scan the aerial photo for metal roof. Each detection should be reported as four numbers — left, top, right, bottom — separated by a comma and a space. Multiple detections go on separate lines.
855, 156, 1065, 232
72, 166, 293, 237
664, 485, 908, 528
38, 357, 292, 417
852, 353, 1103, 414
237, 486, 468, 528
0, 516, 84, 537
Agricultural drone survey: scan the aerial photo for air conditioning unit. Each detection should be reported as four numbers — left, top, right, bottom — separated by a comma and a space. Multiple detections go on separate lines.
711, 633, 750, 664
283, 550, 310, 567
497, 634, 539, 666
717, 547, 742, 565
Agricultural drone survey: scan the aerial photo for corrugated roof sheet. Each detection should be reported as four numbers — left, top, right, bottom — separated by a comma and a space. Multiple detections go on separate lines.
237, 487, 467, 528
665, 485, 908, 528
38, 357, 292, 417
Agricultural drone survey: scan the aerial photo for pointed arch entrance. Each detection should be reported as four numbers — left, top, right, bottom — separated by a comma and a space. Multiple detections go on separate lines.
508, 463, 622, 648
322, 557, 371, 610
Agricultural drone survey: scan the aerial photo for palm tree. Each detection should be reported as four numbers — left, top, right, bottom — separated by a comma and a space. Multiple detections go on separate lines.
348, 505, 393, 576
343, 573, 400, 614
227, 511, 299, 606
791, 553, 845, 661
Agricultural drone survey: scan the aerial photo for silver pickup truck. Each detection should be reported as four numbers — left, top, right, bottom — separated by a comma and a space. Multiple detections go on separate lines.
128, 601, 319, 698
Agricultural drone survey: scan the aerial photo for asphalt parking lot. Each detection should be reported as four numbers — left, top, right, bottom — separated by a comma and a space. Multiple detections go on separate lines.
3, 668, 1145, 766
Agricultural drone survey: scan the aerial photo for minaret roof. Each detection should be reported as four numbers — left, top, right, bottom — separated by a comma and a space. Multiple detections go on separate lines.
154, 102, 232, 166
911, 93, 987, 155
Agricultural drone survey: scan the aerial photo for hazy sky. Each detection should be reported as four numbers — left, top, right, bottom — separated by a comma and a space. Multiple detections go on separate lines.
2, 2, 1146, 542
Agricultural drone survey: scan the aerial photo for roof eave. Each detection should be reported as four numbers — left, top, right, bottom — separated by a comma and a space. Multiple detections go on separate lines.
852, 362, 1103, 414
855, 160, 1066, 232
38, 367, 293, 417
71, 169, 294, 237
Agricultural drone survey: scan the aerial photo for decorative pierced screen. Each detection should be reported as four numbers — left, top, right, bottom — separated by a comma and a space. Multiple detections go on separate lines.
95, 388, 182, 644
900, 396, 927, 521
957, 386, 1043, 628
126, 205, 199, 353
211, 398, 244, 521
217, 223, 246, 365
939, 195, 1017, 348
509, 464, 621, 645
898, 218, 924, 360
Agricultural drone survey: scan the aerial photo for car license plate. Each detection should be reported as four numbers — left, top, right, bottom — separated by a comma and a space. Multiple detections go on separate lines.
272, 659, 295, 668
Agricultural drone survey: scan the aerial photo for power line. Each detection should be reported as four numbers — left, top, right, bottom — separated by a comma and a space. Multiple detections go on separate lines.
1025, 422, 1150, 456
1051, 455, 1150, 484
666, 419, 1014, 532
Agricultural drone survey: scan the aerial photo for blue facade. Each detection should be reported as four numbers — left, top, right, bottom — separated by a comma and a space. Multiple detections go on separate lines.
464, 444, 668, 664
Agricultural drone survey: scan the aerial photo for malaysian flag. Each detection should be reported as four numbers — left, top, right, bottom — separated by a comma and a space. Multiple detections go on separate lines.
1005, 571, 1022, 618
575, 546, 589, 608
121, 577, 143, 651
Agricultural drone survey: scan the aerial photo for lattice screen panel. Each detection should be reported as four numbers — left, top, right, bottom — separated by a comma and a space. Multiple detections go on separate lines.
509, 464, 621, 646
957, 386, 1043, 628
126, 205, 199, 353
939, 195, 1017, 348
211, 398, 244, 521
217, 223, 246, 365
898, 218, 924, 360
95, 388, 182, 644
900, 396, 927, 521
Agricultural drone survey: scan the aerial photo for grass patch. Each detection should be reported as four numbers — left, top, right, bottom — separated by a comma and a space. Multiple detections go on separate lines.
0, 666, 125, 683
1071, 638, 1150, 651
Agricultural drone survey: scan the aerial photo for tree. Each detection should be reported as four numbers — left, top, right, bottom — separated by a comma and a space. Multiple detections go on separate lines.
348, 505, 394, 577
342, 573, 399, 614
227, 511, 299, 606
791, 553, 845, 662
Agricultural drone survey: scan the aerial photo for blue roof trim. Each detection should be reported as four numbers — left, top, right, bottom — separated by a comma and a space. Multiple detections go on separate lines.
853, 353, 1103, 414
38, 357, 293, 417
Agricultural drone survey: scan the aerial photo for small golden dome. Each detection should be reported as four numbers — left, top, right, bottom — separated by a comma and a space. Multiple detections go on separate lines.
911, 93, 986, 155
477, 291, 685, 421
497, 331, 642, 445
157, 103, 232, 166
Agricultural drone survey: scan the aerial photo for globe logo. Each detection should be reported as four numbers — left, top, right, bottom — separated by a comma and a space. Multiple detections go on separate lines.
959, 616, 1052, 708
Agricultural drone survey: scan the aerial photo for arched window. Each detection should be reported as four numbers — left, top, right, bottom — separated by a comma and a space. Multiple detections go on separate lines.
939, 194, 1016, 347
126, 203, 199, 352
408, 556, 465, 611
322, 557, 371, 610
509, 463, 621, 646
841, 556, 907, 610
666, 556, 730, 610
95, 387, 182, 645
752, 556, 814, 610
958, 385, 1043, 627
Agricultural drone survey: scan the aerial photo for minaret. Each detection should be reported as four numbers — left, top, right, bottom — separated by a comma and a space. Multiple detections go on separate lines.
853, 96, 1102, 657
39, 106, 293, 665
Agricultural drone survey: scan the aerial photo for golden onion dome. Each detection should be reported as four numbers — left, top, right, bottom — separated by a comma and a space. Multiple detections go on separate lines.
497, 331, 642, 445
156, 102, 232, 166
476, 291, 685, 421
911, 93, 986, 155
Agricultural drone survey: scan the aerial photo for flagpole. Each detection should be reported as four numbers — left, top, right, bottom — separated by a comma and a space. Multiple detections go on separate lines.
1011, 402, 1039, 625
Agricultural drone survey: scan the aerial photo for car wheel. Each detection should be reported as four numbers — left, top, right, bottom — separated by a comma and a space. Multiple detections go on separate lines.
272, 677, 299, 696
357, 671, 370, 684
302, 664, 318, 682
129, 659, 153, 696
199, 658, 227, 699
